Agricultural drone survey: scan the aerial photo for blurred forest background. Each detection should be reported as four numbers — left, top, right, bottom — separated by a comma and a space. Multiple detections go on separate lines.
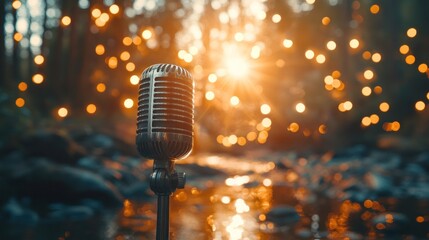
1, 0, 429, 152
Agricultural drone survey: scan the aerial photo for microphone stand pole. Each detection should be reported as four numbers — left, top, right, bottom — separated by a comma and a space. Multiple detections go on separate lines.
150, 160, 186, 240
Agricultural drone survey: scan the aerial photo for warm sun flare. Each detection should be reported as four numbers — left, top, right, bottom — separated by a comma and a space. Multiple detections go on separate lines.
224, 55, 250, 79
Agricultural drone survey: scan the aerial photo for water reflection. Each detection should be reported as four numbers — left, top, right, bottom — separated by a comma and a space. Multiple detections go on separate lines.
4, 155, 429, 239
110, 155, 429, 239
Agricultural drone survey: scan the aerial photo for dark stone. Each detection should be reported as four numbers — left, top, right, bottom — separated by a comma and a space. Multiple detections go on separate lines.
364, 172, 393, 196
47, 205, 94, 221
333, 145, 368, 159
0, 198, 39, 224
21, 131, 84, 164
121, 182, 152, 200
176, 163, 226, 179
265, 205, 300, 226
14, 159, 123, 206
295, 228, 312, 238
73, 131, 138, 157
415, 152, 429, 171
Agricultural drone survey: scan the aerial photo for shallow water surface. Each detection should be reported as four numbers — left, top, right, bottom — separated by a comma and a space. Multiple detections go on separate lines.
2, 154, 429, 239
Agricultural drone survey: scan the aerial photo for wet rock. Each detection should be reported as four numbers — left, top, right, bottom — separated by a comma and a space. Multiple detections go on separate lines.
14, 159, 123, 206
364, 172, 393, 196
77, 156, 102, 171
367, 151, 401, 170
73, 131, 138, 157
265, 205, 300, 226
0, 198, 39, 224
79, 199, 105, 212
121, 182, 152, 200
47, 205, 94, 221
415, 152, 429, 171
177, 163, 226, 179
21, 131, 84, 163
404, 163, 426, 175
333, 145, 368, 159
295, 228, 312, 238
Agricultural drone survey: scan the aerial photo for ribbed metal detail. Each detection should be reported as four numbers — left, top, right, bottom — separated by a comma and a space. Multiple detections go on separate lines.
136, 63, 194, 160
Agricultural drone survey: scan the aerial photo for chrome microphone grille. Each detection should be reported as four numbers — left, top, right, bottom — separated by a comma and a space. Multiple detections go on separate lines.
136, 63, 194, 160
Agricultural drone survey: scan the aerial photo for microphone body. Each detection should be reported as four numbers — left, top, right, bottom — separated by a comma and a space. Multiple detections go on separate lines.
136, 63, 194, 240
136, 63, 194, 161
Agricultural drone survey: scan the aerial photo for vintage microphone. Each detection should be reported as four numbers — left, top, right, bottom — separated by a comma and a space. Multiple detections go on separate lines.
136, 63, 194, 240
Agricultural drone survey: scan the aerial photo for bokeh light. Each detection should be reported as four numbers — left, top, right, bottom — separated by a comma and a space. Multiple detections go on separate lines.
407, 28, 417, 38
86, 104, 97, 114
96, 83, 106, 93
295, 103, 306, 113
326, 41, 336, 50
18, 82, 27, 91
32, 74, 44, 84
349, 39, 360, 49
61, 16, 71, 26
379, 102, 390, 112
15, 98, 25, 108
205, 91, 215, 101
362, 86, 371, 96
58, 107, 68, 118
305, 50, 315, 59
109, 4, 119, 14
124, 98, 134, 108
415, 101, 425, 111
130, 75, 139, 85
34, 55, 44, 65
260, 104, 271, 115
370, 4, 380, 14
230, 96, 240, 106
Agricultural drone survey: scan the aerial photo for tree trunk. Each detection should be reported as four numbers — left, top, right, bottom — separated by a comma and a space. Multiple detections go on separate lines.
12, 5, 20, 83
0, 0, 6, 87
